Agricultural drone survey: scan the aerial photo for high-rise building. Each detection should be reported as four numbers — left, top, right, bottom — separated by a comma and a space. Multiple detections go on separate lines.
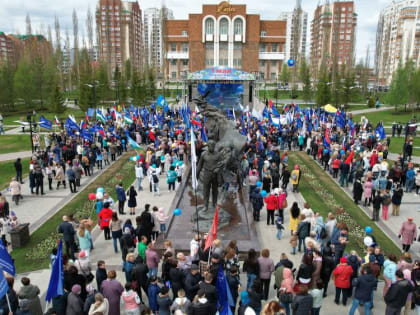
279, 1, 308, 62
96, 0, 143, 75
164, 1, 286, 80
310, 1, 357, 73
376, 0, 420, 85
143, 7, 174, 70
0, 32, 17, 66
6, 34, 52, 65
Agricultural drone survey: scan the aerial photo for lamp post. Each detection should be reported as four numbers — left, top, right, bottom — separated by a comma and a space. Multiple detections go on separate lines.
27, 110, 36, 153
85, 81, 99, 110
402, 122, 410, 164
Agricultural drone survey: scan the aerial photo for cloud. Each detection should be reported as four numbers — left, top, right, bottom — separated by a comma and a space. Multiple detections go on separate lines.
0, 0, 387, 63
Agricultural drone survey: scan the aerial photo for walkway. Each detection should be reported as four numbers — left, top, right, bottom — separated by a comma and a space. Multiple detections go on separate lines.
2, 154, 124, 233
348, 106, 391, 115
15, 170, 391, 314
0, 151, 33, 162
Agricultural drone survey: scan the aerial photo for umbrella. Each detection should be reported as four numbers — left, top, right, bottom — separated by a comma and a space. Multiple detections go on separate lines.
323, 104, 337, 113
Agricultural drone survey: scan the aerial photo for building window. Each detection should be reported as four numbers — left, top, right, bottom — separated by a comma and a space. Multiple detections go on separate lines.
259, 60, 265, 67
233, 58, 242, 68
182, 59, 188, 66
205, 19, 214, 34
206, 42, 214, 67
259, 43, 266, 52
270, 72, 276, 80
182, 30, 187, 36
271, 60, 277, 67
234, 19, 243, 35
261, 31, 267, 37
170, 59, 176, 66
182, 43, 188, 52
206, 58, 214, 66
271, 43, 278, 52
170, 43, 177, 52
219, 18, 228, 35
219, 42, 228, 66
171, 72, 177, 79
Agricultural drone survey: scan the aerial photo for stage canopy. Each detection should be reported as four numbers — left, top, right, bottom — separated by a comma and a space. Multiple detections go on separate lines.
187, 67, 255, 81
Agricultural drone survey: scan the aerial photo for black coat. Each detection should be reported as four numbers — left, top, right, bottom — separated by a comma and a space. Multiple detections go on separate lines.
169, 267, 185, 294
184, 272, 202, 301
132, 262, 149, 288
292, 294, 313, 315
353, 180, 363, 201
198, 282, 218, 308
354, 274, 377, 302
96, 268, 107, 293
385, 279, 414, 308
190, 300, 213, 315
58, 221, 75, 242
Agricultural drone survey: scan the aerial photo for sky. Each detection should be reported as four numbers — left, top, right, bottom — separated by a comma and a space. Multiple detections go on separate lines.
0, 0, 392, 63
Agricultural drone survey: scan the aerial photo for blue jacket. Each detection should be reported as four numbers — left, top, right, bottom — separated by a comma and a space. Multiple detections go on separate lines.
354, 274, 377, 302
148, 283, 160, 311
407, 169, 416, 180
383, 260, 397, 282
116, 185, 126, 201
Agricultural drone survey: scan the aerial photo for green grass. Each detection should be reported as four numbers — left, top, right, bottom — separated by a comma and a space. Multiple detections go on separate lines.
0, 135, 32, 153
2, 109, 86, 126
288, 152, 401, 257
352, 108, 420, 127
11, 153, 137, 273
388, 137, 420, 157
0, 158, 30, 190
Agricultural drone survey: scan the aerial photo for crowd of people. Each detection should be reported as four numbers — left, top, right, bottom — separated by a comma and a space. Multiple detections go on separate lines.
0, 103, 419, 315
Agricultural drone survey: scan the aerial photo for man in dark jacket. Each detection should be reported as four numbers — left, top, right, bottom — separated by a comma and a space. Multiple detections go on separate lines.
58, 216, 76, 259
385, 270, 413, 315
227, 266, 240, 314
66, 166, 77, 193
95, 260, 107, 294
14, 158, 23, 183
115, 182, 126, 214
190, 289, 212, 315
339, 161, 350, 187
132, 256, 149, 300
250, 188, 264, 221
199, 273, 218, 315
184, 264, 202, 301
349, 265, 377, 315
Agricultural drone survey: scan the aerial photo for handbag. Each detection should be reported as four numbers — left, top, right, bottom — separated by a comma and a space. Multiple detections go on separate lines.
278, 290, 293, 304
77, 260, 94, 283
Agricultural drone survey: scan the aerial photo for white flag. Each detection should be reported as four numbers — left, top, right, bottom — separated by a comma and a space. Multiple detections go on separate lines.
190, 127, 198, 190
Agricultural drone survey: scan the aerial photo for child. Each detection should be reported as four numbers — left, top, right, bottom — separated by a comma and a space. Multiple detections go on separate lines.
276, 216, 284, 240
290, 231, 298, 255
156, 208, 169, 233
309, 279, 324, 315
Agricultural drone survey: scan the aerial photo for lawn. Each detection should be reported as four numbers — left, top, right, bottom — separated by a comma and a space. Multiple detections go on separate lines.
11, 152, 137, 273
2, 108, 86, 126
288, 152, 401, 257
0, 135, 32, 153
0, 158, 30, 190
388, 137, 420, 157
352, 108, 420, 127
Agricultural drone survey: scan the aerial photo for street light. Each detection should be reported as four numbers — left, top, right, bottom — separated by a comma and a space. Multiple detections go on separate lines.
27, 110, 36, 153
85, 81, 99, 109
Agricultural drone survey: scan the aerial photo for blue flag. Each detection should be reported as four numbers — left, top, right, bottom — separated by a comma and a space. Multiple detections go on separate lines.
0, 269, 8, 301
216, 265, 234, 315
271, 106, 280, 117
201, 126, 208, 142
46, 239, 63, 302
65, 118, 80, 132
375, 124, 386, 139
156, 94, 166, 107
39, 116, 52, 130
0, 240, 15, 276
81, 129, 93, 142
87, 108, 95, 117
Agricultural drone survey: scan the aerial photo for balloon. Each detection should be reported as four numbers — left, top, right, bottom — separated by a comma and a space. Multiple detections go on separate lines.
88, 193, 96, 201
136, 155, 140, 160
152, 164, 156, 168
174, 208, 182, 216
179, 161, 183, 166
260, 190, 267, 197
96, 192, 103, 199
364, 236, 373, 247
146, 131, 149, 135
256, 181, 262, 187
340, 149, 345, 155
130, 156, 137, 162
161, 156, 165, 161
96, 187, 104, 194
172, 162, 176, 167
287, 58, 295, 67
364, 226, 372, 234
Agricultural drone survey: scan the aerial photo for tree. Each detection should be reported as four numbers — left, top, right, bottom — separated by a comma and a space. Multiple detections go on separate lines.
342, 69, 356, 108
147, 68, 156, 100
299, 59, 312, 103
386, 61, 408, 111
367, 96, 375, 108
50, 84, 66, 114
279, 64, 290, 87
0, 63, 15, 107
331, 70, 342, 107
96, 62, 110, 105
315, 67, 331, 106
14, 57, 35, 107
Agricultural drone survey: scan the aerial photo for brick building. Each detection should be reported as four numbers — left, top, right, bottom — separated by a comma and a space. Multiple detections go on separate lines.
164, 1, 287, 80
310, 1, 357, 73
96, 0, 143, 74
0, 32, 16, 66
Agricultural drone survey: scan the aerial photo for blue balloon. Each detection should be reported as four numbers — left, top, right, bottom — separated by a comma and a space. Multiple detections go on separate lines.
172, 162, 176, 167
261, 190, 267, 197
152, 164, 156, 168
340, 149, 345, 155
161, 156, 165, 161
365, 226, 372, 234
136, 155, 140, 160
146, 131, 149, 135
96, 187, 104, 194
174, 208, 182, 216
256, 181, 262, 187
287, 58, 295, 67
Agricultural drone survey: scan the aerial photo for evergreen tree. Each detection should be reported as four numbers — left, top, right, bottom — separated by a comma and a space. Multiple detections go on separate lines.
147, 68, 156, 100
50, 83, 66, 114
96, 62, 110, 104
14, 57, 35, 107
331, 70, 343, 107
279, 64, 290, 87
299, 59, 312, 104
342, 69, 356, 108
315, 67, 331, 106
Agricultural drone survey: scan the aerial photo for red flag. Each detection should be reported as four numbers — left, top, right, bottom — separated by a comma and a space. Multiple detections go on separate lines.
191, 119, 202, 127
344, 150, 354, 164
324, 128, 330, 144
148, 130, 155, 141
204, 206, 219, 251
269, 99, 273, 108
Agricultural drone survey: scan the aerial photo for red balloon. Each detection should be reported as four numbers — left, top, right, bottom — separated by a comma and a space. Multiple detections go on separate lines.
88, 193, 96, 201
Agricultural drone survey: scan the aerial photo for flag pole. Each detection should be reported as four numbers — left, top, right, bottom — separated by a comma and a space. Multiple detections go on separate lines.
5, 293, 11, 312
195, 186, 199, 236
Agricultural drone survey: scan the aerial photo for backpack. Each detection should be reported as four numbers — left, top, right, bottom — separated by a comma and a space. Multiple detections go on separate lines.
291, 173, 297, 180
152, 173, 159, 183
319, 226, 327, 239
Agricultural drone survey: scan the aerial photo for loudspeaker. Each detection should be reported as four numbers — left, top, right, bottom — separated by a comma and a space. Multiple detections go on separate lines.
188, 84, 192, 102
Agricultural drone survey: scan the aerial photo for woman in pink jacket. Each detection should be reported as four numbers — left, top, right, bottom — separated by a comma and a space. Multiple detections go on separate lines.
363, 178, 373, 206
120, 283, 141, 314
399, 217, 417, 252
279, 266, 294, 314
